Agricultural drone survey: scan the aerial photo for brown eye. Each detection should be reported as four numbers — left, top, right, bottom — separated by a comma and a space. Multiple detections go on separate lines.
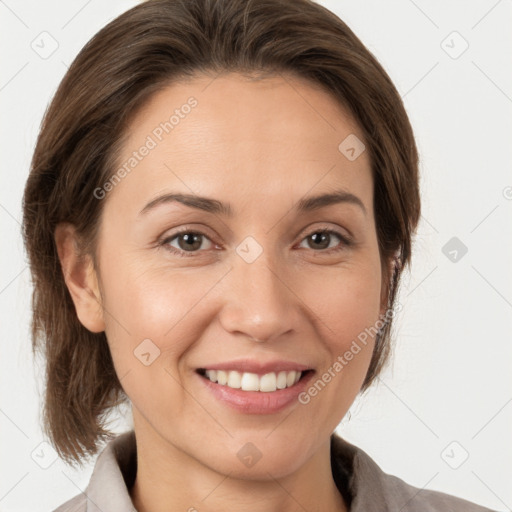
299, 229, 352, 253
161, 230, 214, 257
175, 232, 204, 251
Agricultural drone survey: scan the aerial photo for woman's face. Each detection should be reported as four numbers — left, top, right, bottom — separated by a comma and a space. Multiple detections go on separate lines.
90, 72, 388, 478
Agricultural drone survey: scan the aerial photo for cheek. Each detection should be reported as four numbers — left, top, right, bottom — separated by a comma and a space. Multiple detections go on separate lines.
299, 257, 382, 401
98, 261, 220, 422
100, 244, 382, 354
98, 254, 226, 368
301, 255, 383, 344
98, 237, 382, 416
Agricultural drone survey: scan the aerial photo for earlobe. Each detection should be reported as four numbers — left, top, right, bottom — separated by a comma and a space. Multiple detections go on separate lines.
54, 223, 105, 333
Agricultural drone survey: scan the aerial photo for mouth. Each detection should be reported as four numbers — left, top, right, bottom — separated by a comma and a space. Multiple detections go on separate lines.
194, 359, 316, 414
196, 368, 314, 393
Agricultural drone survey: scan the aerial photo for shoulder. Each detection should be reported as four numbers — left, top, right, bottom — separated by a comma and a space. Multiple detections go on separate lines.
373, 470, 496, 512
52, 493, 86, 512
51, 430, 137, 512
331, 433, 497, 512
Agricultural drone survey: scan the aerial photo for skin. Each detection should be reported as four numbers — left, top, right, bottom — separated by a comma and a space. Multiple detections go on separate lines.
56, 72, 391, 512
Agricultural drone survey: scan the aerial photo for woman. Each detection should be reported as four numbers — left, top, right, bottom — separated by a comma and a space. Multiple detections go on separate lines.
22, 0, 497, 510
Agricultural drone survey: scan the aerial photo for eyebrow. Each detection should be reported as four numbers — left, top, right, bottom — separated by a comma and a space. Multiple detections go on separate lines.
139, 189, 367, 217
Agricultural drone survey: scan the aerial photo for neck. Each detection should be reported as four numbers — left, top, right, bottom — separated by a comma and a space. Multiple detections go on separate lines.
129, 424, 347, 512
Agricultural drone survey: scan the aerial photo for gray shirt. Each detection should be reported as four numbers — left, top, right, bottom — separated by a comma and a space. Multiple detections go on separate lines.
53, 430, 497, 511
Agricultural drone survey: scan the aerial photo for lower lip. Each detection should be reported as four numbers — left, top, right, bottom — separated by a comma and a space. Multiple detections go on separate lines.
197, 371, 315, 415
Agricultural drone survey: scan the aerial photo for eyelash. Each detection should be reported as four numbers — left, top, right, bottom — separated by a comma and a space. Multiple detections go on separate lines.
158, 226, 353, 258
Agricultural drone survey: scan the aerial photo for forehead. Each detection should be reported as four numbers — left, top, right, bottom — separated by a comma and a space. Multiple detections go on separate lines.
106, 72, 373, 218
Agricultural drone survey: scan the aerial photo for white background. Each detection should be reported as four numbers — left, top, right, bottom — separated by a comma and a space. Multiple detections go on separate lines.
1, 1, 511, 511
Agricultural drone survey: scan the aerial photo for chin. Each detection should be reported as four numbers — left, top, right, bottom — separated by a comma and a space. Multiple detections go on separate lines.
203, 431, 317, 480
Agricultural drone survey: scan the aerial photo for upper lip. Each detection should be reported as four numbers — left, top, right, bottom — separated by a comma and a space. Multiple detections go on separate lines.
197, 359, 314, 375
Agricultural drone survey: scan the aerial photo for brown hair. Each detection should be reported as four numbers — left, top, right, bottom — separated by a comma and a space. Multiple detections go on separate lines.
22, 0, 420, 467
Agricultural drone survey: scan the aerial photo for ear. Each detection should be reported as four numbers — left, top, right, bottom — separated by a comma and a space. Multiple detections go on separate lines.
54, 223, 105, 333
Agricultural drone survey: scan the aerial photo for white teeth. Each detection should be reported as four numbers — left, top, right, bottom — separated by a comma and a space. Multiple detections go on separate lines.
259, 372, 277, 392
217, 370, 227, 385
276, 371, 288, 389
240, 372, 259, 391
205, 369, 217, 382
227, 370, 241, 389
286, 371, 297, 387
203, 369, 303, 392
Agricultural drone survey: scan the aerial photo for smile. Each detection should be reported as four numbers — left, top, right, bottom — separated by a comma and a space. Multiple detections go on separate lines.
197, 369, 311, 392
195, 360, 315, 414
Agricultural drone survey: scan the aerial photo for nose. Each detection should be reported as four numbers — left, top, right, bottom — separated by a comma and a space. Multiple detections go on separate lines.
217, 247, 301, 344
